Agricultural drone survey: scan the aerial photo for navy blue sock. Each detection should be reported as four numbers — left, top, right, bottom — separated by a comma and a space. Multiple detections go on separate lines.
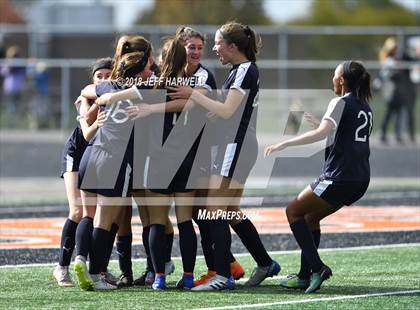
149, 224, 166, 274
89, 228, 110, 274
165, 232, 174, 263
209, 219, 231, 278
116, 233, 133, 277
298, 229, 321, 279
142, 226, 154, 272
75, 216, 93, 258
290, 219, 323, 273
232, 218, 272, 267
178, 220, 197, 273
59, 219, 78, 266
102, 223, 119, 272
195, 218, 215, 271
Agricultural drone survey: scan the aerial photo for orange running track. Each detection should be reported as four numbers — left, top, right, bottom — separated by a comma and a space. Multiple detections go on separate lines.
0, 206, 419, 249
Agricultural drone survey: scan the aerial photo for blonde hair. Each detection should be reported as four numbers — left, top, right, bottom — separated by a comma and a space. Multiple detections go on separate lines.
379, 37, 398, 63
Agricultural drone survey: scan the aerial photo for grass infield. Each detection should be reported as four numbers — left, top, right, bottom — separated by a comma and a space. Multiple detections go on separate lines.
0, 245, 419, 309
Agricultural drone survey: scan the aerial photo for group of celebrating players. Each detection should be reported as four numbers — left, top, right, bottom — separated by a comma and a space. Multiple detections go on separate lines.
53, 21, 372, 294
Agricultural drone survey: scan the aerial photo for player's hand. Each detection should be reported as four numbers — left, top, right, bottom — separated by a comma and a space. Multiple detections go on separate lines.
96, 110, 108, 128
167, 85, 193, 100
96, 93, 116, 106
303, 112, 320, 129
264, 143, 287, 157
126, 104, 153, 119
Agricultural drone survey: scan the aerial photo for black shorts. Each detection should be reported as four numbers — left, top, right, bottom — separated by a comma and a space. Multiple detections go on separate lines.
78, 140, 134, 197
60, 127, 88, 178
310, 176, 369, 209
212, 137, 258, 185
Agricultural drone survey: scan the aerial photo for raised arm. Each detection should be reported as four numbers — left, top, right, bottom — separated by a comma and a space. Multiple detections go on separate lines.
265, 120, 334, 157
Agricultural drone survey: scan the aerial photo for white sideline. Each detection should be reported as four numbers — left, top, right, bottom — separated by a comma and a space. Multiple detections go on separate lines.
0, 242, 419, 269
190, 290, 420, 310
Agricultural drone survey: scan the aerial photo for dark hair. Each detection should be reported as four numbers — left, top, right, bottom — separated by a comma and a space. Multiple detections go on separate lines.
176, 26, 205, 43
157, 36, 187, 88
110, 35, 152, 80
114, 52, 146, 79
341, 61, 372, 103
219, 22, 261, 62
91, 57, 113, 77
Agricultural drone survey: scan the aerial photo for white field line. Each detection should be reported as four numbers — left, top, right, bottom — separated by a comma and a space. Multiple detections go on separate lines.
190, 290, 420, 310
0, 242, 419, 269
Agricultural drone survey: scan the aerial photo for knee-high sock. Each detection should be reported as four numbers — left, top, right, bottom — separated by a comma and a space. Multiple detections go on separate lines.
165, 232, 174, 263
142, 226, 154, 272
102, 223, 119, 272
232, 218, 272, 267
195, 218, 215, 271
75, 216, 93, 258
298, 229, 321, 279
178, 220, 197, 273
89, 228, 110, 274
290, 219, 323, 273
149, 224, 166, 274
209, 219, 231, 278
59, 219, 78, 266
116, 233, 133, 277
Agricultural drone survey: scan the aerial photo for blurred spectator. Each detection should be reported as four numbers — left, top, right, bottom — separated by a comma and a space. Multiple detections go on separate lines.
27, 60, 50, 129
378, 37, 417, 144
0, 46, 27, 128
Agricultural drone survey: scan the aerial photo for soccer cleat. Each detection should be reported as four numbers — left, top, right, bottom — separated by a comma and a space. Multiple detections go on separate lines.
194, 270, 216, 287
230, 260, 245, 280
116, 273, 133, 288
91, 274, 118, 290
53, 265, 74, 287
133, 270, 155, 286
191, 275, 235, 291
176, 274, 194, 290
279, 274, 310, 290
152, 274, 166, 290
244, 260, 281, 286
165, 260, 175, 276
74, 255, 94, 291
305, 265, 332, 294
101, 270, 119, 285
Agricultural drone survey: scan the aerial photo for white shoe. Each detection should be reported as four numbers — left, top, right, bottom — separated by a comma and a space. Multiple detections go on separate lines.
53, 265, 74, 287
165, 260, 175, 276
74, 255, 94, 291
191, 275, 235, 291
91, 274, 118, 290
101, 270, 119, 285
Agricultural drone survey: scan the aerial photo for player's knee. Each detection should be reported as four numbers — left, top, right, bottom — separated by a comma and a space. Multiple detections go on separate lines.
304, 214, 320, 229
69, 207, 82, 223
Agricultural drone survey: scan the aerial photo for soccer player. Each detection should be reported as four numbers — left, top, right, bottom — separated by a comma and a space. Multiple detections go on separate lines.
169, 22, 280, 291
75, 40, 154, 290
265, 61, 372, 293
53, 58, 112, 287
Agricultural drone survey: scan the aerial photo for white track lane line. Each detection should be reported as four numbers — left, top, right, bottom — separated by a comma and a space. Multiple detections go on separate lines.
190, 290, 420, 310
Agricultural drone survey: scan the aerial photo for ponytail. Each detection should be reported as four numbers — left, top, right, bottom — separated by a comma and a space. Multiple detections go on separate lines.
342, 61, 372, 103
219, 22, 261, 62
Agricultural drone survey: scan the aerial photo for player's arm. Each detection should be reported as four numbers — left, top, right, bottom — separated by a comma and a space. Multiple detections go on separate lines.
168, 86, 240, 119
96, 87, 139, 106
265, 120, 334, 157
80, 84, 98, 100
78, 96, 105, 141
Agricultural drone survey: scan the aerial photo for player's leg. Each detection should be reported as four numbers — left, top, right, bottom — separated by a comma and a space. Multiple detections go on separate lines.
228, 187, 280, 286
285, 186, 334, 293
54, 171, 82, 287
174, 191, 197, 289
115, 204, 134, 287
146, 190, 171, 290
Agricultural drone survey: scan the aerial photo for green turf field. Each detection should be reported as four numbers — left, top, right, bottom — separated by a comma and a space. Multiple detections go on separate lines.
1, 245, 419, 309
